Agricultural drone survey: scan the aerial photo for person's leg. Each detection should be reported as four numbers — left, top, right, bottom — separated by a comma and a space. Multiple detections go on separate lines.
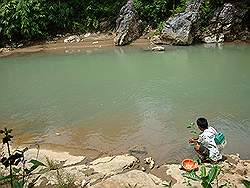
194, 144, 209, 161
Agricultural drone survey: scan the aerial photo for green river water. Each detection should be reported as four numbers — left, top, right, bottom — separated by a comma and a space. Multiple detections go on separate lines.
0, 44, 250, 163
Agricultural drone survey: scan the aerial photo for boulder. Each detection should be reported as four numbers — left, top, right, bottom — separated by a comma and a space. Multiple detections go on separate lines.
90, 170, 163, 188
160, 0, 204, 45
202, 3, 249, 42
89, 154, 138, 176
114, 0, 143, 46
25, 149, 86, 167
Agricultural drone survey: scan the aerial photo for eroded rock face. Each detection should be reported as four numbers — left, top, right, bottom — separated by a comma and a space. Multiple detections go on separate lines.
202, 3, 249, 43
114, 0, 143, 46
160, 0, 204, 45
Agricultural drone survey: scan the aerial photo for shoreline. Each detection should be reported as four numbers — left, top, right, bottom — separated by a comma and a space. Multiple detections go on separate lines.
0, 34, 152, 58
1, 143, 249, 187
1, 33, 250, 58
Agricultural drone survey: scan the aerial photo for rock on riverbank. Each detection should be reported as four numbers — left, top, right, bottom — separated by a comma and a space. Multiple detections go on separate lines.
1, 144, 249, 188
114, 0, 143, 46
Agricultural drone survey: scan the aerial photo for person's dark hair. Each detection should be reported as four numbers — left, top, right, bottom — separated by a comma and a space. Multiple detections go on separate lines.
196, 117, 208, 129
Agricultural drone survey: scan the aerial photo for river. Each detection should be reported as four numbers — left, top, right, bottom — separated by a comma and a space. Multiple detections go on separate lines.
0, 43, 250, 163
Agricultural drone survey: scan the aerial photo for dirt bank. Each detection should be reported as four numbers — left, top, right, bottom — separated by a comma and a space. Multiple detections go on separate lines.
0, 33, 151, 58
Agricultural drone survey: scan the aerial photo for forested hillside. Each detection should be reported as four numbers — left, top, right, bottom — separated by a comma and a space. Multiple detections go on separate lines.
0, 0, 249, 45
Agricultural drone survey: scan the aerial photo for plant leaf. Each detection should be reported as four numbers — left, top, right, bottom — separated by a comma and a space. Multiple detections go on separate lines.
201, 180, 212, 188
207, 165, 220, 184
12, 167, 21, 174
13, 180, 24, 188
182, 171, 200, 181
29, 159, 45, 167
25, 159, 46, 174
241, 179, 250, 188
200, 165, 206, 178
0, 174, 13, 181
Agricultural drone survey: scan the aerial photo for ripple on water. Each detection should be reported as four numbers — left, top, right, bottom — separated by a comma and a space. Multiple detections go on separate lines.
211, 113, 250, 159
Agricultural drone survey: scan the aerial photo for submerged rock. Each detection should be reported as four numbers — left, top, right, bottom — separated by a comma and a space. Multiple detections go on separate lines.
160, 0, 204, 45
202, 3, 249, 42
114, 0, 143, 46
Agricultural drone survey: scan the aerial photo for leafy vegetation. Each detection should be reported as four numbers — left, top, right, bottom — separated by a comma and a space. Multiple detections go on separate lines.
0, 128, 45, 188
200, 0, 225, 28
0, 0, 247, 45
133, 0, 173, 28
0, 0, 47, 40
242, 179, 250, 188
0, 128, 78, 188
171, 0, 189, 15
0, 0, 186, 43
186, 122, 199, 137
0, 0, 127, 43
182, 165, 223, 188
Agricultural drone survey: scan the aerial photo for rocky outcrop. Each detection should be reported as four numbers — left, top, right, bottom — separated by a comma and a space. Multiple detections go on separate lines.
160, 0, 204, 45
114, 0, 143, 46
201, 3, 249, 43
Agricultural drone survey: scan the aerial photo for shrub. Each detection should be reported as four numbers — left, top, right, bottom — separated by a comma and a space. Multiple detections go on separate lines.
133, 0, 172, 28
0, 0, 47, 41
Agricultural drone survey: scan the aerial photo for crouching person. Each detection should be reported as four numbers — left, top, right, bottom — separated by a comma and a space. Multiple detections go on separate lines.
189, 117, 225, 162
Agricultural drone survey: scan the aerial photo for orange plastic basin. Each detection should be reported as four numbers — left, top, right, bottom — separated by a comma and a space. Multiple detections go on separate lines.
181, 159, 199, 171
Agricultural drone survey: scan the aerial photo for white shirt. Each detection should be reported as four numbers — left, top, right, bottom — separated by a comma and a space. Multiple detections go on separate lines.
198, 127, 222, 161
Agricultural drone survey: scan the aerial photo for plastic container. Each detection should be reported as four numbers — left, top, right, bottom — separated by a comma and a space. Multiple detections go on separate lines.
181, 159, 199, 171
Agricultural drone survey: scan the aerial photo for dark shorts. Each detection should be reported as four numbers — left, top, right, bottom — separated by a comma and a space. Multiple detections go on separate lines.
199, 145, 209, 157
195, 144, 209, 159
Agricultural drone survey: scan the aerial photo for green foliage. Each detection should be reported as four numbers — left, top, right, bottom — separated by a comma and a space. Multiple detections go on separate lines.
0, 0, 230, 43
171, 0, 189, 15
182, 170, 201, 181
156, 21, 166, 35
186, 122, 199, 136
0, 0, 47, 40
0, 0, 127, 42
200, 0, 225, 27
0, 128, 45, 188
182, 165, 222, 188
242, 179, 250, 188
133, 0, 172, 28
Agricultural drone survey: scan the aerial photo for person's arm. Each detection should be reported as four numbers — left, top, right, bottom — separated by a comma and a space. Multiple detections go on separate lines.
189, 137, 198, 143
